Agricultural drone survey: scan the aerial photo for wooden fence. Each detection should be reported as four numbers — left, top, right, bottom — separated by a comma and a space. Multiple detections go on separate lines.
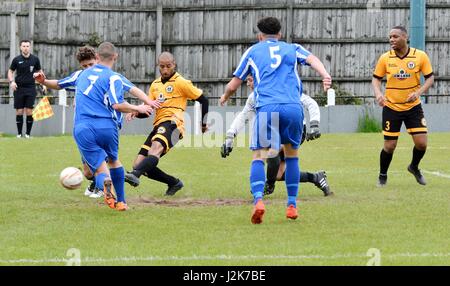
1, 0, 449, 105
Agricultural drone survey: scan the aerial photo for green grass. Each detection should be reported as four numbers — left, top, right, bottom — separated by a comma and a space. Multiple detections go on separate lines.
1, 133, 450, 266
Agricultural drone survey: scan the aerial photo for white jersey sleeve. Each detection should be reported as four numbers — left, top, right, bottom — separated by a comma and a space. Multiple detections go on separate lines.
226, 92, 256, 137
300, 93, 320, 123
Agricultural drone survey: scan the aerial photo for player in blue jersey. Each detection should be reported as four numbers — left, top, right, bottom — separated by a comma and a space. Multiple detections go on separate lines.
220, 17, 332, 224
34, 46, 160, 199
42, 42, 153, 211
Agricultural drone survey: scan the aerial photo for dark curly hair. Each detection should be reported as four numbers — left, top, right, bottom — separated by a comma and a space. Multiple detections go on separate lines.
257, 17, 282, 35
76, 46, 96, 62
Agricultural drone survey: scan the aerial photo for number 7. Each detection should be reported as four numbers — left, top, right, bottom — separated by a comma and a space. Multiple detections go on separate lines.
83, 75, 99, 96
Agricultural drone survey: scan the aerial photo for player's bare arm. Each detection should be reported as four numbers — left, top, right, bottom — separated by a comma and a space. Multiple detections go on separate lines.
220, 77, 243, 106
129, 86, 161, 109
7, 69, 17, 91
306, 54, 332, 91
371, 77, 385, 107
406, 75, 434, 103
113, 101, 152, 115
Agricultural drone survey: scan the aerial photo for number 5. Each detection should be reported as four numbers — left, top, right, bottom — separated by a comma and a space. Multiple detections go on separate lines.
269, 46, 281, 69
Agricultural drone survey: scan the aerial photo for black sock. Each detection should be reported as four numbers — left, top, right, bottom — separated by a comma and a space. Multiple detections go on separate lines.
16, 115, 23, 135
411, 147, 426, 169
26, 116, 34, 135
300, 172, 314, 183
266, 155, 280, 185
380, 149, 393, 175
146, 167, 178, 186
133, 155, 159, 177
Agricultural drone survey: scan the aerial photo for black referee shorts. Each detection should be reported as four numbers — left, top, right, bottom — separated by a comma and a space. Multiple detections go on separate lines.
13, 86, 37, 109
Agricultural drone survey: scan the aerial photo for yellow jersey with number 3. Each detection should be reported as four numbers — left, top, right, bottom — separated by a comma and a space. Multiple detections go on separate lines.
148, 72, 203, 134
373, 48, 433, 112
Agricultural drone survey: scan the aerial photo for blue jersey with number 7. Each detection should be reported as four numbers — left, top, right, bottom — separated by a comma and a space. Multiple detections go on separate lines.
58, 64, 128, 129
233, 39, 311, 109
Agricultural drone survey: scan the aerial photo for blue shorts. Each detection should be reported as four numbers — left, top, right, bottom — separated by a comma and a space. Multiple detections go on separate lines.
250, 104, 303, 151
73, 122, 119, 173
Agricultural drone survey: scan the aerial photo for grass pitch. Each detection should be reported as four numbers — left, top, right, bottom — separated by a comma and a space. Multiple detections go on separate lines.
0, 133, 449, 266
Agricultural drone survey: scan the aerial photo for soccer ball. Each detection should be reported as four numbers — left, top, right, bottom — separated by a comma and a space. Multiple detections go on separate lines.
59, 167, 83, 190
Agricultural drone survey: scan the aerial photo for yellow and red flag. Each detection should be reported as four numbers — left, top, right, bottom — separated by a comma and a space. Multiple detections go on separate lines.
32, 96, 54, 121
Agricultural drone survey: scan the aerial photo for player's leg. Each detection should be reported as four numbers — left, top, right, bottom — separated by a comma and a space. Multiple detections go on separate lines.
74, 123, 115, 209
279, 103, 303, 220
108, 159, 128, 210
406, 105, 428, 185
127, 122, 183, 195
126, 123, 166, 185
82, 162, 98, 197
264, 154, 280, 196
14, 91, 25, 137
24, 99, 34, 138
100, 127, 128, 209
378, 106, 401, 186
249, 109, 275, 224
250, 149, 267, 224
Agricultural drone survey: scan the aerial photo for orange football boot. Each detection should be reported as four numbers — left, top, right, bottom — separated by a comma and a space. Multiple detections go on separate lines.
115, 202, 128, 211
286, 205, 298, 220
251, 200, 265, 224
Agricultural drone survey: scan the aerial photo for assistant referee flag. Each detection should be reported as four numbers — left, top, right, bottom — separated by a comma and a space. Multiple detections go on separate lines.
32, 96, 54, 121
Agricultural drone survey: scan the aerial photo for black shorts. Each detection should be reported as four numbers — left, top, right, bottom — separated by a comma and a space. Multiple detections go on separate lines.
139, 121, 183, 157
13, 86, 37, 109
382, 104, 427, 140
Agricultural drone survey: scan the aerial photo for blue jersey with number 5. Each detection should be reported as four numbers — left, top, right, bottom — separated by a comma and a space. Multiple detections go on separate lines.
58, 64, 126, 129
233, 39, 311, 108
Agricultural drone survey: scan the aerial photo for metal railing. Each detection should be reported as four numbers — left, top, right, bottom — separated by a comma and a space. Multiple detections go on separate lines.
1, 85, 449, 106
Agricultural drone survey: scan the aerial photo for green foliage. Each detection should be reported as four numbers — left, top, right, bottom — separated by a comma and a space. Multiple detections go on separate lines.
314, 83, 362, 106
86, 33, 102, 47
358, 112, 382, 133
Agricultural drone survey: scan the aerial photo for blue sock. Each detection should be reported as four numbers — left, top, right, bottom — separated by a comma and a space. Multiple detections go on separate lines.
110, 166, 126, 203
95, 173, 108, 191
285, 157, 300, 207
250, 160, 265, 204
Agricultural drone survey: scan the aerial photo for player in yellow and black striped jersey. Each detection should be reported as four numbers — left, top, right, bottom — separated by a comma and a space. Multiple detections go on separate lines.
125, 52, 209, 196
372, 26, 435, 187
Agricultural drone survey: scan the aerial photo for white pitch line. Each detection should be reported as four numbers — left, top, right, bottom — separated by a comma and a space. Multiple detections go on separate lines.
2, 253, 450, 264
422, 170, 450, 179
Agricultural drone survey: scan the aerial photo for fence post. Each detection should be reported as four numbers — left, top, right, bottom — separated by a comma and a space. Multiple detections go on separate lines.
29, 0, 35, 51
9, 12, 18, 99
155, 0, 163, 78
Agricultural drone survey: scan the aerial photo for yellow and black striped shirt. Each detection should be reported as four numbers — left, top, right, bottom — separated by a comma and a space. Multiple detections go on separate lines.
373, 47, 433, 112
148, 72, 202, 134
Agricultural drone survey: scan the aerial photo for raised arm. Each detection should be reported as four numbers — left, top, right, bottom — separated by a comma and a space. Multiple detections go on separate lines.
306, 54, 332, 91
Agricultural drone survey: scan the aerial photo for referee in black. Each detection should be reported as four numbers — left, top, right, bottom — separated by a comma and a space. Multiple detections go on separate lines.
7, 40, 45, 138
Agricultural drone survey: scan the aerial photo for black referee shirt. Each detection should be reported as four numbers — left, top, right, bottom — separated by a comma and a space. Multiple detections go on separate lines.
9, 54, 42, 88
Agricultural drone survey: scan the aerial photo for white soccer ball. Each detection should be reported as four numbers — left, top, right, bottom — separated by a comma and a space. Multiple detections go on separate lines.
59, 167, 83, 190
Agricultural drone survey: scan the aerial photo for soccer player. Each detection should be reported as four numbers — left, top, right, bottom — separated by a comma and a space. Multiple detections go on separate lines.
35, 46, 160, 199
47, 42, 153, 211
220, 17, 331, 224
372, 26, 434, 186
124, 52, 209, 196
221, 75, 331, 196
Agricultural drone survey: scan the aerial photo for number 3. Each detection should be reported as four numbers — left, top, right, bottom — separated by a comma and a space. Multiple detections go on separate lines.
385, 121, 391, 131
269, 46, 281, 69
